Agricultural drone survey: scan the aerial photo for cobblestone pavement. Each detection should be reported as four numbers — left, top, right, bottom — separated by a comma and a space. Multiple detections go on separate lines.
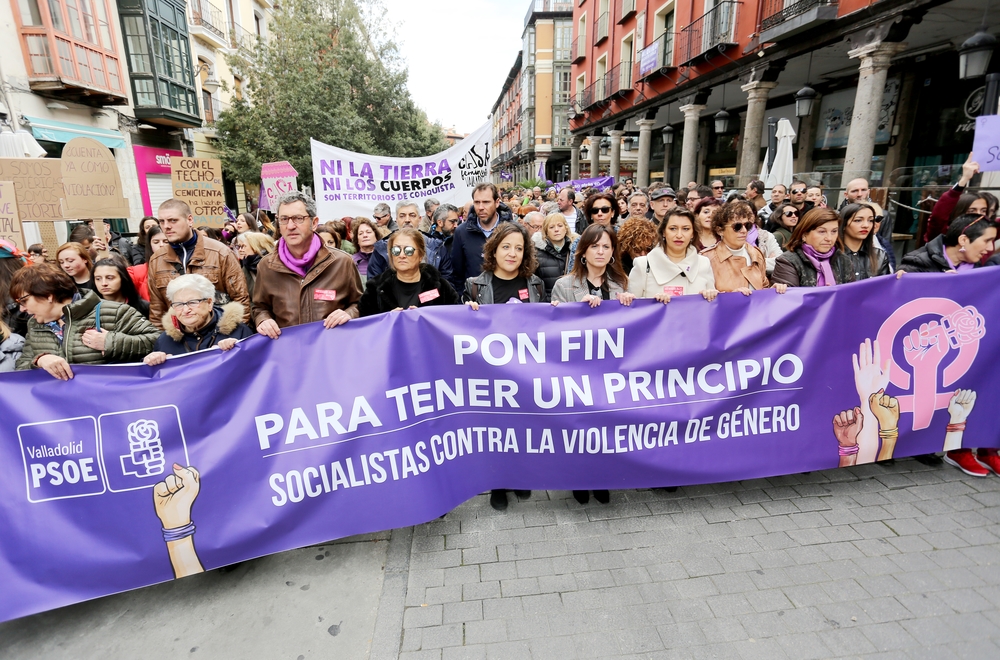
395, 458, 1000, 660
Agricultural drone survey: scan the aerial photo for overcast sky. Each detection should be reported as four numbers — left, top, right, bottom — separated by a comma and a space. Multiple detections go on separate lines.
382, 0, 525, 136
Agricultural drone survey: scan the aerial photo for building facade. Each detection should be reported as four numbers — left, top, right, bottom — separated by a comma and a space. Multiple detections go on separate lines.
492, 1, 585, 185
567, 0, 996, 235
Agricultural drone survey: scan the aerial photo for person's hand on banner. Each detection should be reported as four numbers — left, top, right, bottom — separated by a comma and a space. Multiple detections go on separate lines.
583, 294, 602, 308
36, 354, 74, 380
654, 293, 672, 304
82, 328, 107, 353
257, 319, 281, 339
700, 289, 719, 301
773, 283, 788, 294
217, 338, 238, 351
144, 351, 168, 366
465, 301, 480, 311
616, 292, 635, 306
323, 309, 351, 329
734, 287, 752, 296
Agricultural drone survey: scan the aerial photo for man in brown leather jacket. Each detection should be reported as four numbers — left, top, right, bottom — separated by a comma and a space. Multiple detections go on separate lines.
252, 191, 362, 337
149, 199, 250, 330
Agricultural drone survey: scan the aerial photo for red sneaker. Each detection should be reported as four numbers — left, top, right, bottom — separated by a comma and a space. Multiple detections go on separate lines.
944, 450, 990, 477
976, 450, 1000, 476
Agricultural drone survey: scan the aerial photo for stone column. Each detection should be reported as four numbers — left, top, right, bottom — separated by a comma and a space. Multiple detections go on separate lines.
841, 41, 907, 184
738, 81, 778, 186
589, 134, 601, 178
635, 119, 656, 188
608, 130, 624, 181
678, 104, 705, 188
569, 135, 583, 180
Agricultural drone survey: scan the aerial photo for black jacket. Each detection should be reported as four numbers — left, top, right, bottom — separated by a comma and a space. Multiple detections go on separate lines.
842, 245, 890, 281
153, 302, 254, 355
771, 248, 856, 287
532, 234, 571, 301
449, 205, 514, 292
358, 263, 460, 317
900, 235, 979, 273
127, 241, 146, 266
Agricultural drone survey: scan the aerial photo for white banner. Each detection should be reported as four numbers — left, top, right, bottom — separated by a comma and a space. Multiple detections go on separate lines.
311, 122, 491, 219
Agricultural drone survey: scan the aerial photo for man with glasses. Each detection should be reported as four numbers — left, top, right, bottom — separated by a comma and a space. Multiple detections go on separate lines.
685, 188, 703, 212
758, 184, 787, 224
788, 181, 814, 215
149, 199, 250, 330
521, 211, 545, 238
252, 191, 363, 338
367, 201, 453, 282
372, 203, 397, 233
711, 180, 726, 200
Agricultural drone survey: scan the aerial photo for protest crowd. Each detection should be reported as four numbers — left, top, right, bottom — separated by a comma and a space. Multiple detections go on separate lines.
3, 153, 1000, 511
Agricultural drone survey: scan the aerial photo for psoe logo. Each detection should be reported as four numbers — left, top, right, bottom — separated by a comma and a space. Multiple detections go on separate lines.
876, 299, 985, 430
99, 405, 189, 493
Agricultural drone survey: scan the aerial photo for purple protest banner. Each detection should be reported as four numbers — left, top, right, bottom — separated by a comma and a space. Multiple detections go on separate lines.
554, 176, 616, 191
1, 270, 999, 622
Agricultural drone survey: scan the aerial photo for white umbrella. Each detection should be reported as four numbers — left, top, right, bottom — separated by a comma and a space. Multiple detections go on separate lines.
764, 118, 796, 190
0, 128, 47, 158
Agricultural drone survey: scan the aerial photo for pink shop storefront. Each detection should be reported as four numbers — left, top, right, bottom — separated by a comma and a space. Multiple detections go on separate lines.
132, 145, 182, 216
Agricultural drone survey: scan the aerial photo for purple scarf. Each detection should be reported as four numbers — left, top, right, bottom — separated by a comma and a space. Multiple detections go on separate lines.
278, 234, 322, 277
747, 224, 759, 248
801, 244, 836, 287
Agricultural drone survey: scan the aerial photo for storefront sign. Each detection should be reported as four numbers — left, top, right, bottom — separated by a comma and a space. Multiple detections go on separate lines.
0, 181, 25, 249
311, 122, 491, 218
260, 161, 298, 212
170, 157, 226, 227
973, 115, 1000, 172
59, 138, 130, 219
133, 145, 182, 215
2, 270, 1000, 622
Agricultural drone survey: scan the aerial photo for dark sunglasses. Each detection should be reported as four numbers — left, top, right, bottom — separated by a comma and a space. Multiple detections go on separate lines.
591, 206, 613, 214
729, 222, 752, 232
783, 210, 799, 217
712, 185, 724, 190
390, 245, 417, 256
790, 188, 807, 194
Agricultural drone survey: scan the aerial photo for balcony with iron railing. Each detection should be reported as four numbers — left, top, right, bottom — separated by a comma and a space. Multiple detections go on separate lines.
604, 60, 632, 99
676, 1, 740, 66
582, 78, 607, 108
593, 11, 609, 46
524, 1, 574, 27
618, 0, 636, 24
636, 32, 676, 80
572, 35, 586, 63
190, 0, 229, 48
759, 0, 838, 43
229, 22, 257, 53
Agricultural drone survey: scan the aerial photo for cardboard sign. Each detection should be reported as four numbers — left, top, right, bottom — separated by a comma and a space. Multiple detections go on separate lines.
0, 181, 25, 250
973, 115, 1000, 172
260, 161, 298, 212
0, 158, 64, 222
170, 157, 226, 227
59, 138, 130, 219
37, 223, 60, 261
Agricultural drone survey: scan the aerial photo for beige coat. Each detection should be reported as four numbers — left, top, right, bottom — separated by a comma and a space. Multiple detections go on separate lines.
702, 242, 769, 292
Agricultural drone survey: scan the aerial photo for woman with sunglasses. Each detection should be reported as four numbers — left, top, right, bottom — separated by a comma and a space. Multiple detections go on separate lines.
839, 204, 890, 281
143, 273, 254, 365
772, 208, 855, 287
359, 228, 459, 316
567, 192, 618, 271
628, 208, 717, 302
766, 204, 801, 249
704, 202, 787, 295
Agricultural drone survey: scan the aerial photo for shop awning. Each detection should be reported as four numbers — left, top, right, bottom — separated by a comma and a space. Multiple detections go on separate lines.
24, 116, 126, 149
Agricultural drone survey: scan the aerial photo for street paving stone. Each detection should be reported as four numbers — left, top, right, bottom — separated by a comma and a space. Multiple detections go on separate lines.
398, 459, 1000, 660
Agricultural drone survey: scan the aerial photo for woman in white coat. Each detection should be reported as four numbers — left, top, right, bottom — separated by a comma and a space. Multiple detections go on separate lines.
628, 208, 718, 302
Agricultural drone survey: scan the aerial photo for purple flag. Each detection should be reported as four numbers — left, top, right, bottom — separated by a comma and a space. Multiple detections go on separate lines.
2, 271, 999, 622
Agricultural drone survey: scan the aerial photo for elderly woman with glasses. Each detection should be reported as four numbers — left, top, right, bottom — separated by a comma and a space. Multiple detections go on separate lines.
143, 274, 254, 365
359, 228, 460, 316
